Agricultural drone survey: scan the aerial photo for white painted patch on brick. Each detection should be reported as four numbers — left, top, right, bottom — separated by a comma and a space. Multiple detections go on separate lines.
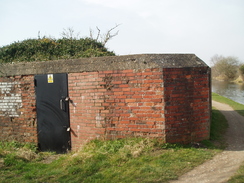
77, 125, 80, 139
96, 113, 102, 127
0, 82, 22, 117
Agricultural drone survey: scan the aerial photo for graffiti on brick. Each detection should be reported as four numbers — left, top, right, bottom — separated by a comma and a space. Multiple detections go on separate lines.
0, 82, 22, 117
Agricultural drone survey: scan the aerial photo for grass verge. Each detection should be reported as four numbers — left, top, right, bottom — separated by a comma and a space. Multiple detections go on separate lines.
212, 92, 244, 117
0, 139, 221, 183
228, 162, 244, 183
208, 107, 228, 148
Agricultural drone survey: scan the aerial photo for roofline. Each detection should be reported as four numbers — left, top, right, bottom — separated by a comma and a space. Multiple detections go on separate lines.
0, 54, 209, 76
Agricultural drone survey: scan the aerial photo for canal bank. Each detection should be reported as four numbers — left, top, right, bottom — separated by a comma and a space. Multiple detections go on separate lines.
212, 79, 244, 105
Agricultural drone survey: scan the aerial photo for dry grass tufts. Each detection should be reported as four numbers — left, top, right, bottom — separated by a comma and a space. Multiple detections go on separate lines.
15, 148, 38, 161
119, 138, 155, 158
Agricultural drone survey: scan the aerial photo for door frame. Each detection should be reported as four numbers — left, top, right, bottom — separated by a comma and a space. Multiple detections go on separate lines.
34, 73, 71, 153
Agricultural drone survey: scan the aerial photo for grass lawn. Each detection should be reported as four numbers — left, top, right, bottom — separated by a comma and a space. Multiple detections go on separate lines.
0, 139, 222, 183
0, 93, 232, 183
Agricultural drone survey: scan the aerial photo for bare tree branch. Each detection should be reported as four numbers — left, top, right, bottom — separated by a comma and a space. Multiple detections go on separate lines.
61, 27, 80, 40
96, 26, 101, 42
101, 24, 120, 46
89, 24, 121, 46
89, 28, 94, 39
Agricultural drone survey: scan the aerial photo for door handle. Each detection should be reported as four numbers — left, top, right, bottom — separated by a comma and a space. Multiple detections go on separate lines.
60, 96, 69, 111
60, 99, 65, 111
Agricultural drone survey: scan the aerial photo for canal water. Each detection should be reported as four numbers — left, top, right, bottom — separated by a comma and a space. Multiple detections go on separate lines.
212, 80, 244, 105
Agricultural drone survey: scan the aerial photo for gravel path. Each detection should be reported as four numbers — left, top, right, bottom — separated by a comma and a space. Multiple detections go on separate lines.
171, 100, 244, 183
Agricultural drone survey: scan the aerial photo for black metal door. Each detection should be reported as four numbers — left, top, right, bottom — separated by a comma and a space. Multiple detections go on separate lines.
34, 73, 71, 153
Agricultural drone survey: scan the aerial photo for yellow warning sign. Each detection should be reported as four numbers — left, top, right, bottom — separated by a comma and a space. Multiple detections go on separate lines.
47, 74, 54, 83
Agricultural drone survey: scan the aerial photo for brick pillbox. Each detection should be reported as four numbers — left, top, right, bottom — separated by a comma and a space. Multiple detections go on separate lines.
0, 54, 211, 150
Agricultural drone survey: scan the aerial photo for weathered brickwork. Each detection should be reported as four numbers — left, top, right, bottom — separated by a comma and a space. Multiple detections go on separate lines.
0, 54, 211, 150
69, 69, 165, 149
163, 67, 211, 143
0, 76, 37, 142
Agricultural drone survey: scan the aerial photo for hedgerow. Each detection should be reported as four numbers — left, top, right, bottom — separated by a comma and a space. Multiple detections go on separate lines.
0, 37, 115, 63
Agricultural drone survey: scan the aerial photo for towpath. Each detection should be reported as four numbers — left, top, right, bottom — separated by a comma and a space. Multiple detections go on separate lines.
171, 100, 244, 183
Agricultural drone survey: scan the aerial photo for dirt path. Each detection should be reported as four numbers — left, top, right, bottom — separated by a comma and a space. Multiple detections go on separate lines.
171, 100, 244, 183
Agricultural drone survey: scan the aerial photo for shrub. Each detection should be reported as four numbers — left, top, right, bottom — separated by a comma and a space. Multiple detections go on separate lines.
0, 37, 115, 63
211, 55, 240, 80
240, 65, 244, 81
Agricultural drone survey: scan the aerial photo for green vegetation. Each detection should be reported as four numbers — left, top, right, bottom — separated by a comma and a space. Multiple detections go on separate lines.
0, 37, 115, 63
0, 104, 228, 183
0, 27, 120, 63
228, 162, 244, 183
209, 107, 228, 148
212, 92, 244, 117
0, 140, 219, 183
240, 64, 244, 75
239, 64, 244, 81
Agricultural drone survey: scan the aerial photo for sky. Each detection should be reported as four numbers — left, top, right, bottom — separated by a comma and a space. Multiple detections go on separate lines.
0, 0, 244, 66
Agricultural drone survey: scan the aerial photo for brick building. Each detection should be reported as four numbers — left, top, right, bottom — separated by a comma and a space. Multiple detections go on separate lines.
0, 54, 211, 152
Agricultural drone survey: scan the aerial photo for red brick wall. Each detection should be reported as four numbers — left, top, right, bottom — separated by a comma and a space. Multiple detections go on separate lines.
0, 66, 210, 150
0, 75, 37, 142
163, 67, 211, 143
68, 68, 165, 150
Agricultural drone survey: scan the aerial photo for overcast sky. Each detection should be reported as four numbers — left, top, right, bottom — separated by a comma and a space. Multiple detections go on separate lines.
1, 0, 244, 65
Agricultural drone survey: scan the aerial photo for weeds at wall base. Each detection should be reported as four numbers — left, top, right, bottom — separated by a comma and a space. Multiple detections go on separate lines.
0, 139, 223, 182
